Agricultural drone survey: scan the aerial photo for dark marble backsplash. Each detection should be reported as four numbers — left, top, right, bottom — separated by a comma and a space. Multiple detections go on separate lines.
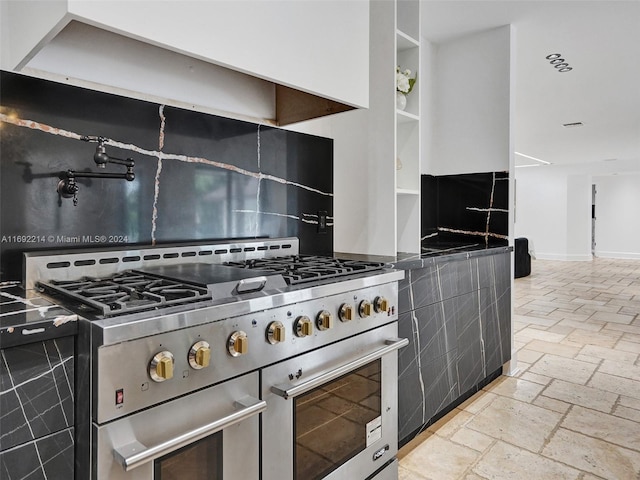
0, 71, 334, 281
421, 172, 509, 248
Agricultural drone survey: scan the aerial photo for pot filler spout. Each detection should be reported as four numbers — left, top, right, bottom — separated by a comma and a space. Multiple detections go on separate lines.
57, 135, 135, 206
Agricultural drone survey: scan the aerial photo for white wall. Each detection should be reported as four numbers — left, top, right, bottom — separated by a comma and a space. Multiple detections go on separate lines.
296, 22, 516, 257
593, 173, 640, 259
427, 25, 512, 175
515, 166, 569, 259
515, 162, 640, 260
566, 174, 593, 258
420, 39, 436, 176
289, 0, 397, 257
286, 108, 381, 256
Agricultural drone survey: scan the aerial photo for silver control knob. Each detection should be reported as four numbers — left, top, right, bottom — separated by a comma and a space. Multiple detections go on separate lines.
149, 351, 175, 382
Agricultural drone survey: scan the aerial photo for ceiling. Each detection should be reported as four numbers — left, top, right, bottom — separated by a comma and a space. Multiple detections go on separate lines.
420, 0, 640, 170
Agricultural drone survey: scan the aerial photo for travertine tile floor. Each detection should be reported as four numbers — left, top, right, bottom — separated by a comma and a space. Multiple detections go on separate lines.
398, 258, 640, 480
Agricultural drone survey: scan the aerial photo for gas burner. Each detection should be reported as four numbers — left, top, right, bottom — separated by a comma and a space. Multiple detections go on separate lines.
225, 255, 384, 285
37, 271, 212, 316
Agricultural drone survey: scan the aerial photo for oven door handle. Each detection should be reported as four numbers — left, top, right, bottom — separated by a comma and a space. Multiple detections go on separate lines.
270, 337, 409, 400
112, 395, 266, 471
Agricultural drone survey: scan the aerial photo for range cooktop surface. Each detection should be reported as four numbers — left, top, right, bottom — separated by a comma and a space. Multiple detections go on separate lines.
225, 255, 385, 285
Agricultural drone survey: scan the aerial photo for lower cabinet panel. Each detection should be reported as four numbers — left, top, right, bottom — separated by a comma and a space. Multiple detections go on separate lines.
397, 252, 511, 446
0, 337, 75, 479
0, 427, 74, 480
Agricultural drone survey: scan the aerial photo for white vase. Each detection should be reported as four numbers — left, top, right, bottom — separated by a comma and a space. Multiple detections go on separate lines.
396, 92, 407, 111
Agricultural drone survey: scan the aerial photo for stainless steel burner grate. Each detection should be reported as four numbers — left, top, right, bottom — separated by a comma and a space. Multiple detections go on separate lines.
37, 271, 212, 316
224, 255, 385, 285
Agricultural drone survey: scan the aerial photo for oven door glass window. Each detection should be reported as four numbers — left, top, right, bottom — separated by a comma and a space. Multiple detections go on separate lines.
154, 431, 222, 480
294, 359, 382, 480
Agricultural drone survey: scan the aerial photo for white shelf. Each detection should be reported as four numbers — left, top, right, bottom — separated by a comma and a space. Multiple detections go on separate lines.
397, 110, 419, 123
396, 29, 420, 51
396, 192, 420, 253
396, 188, 420, 196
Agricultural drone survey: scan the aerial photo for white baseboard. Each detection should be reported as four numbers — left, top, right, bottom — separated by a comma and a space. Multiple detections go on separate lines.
594, 251, 640, 260
534, 253, 593, 261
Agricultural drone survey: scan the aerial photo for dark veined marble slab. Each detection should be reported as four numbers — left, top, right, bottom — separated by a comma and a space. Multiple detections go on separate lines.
395, 249, 511, 445
0, 283, 77, 478
0, 427, 74, 480
393, 245, 513, 270
0, 284, 78, 348
0, 336, 74, 453
334, 244, 512, 269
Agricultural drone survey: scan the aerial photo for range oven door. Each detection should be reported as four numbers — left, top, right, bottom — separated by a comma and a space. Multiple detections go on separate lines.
94, 371, 264, 480
261, 323, 407, 480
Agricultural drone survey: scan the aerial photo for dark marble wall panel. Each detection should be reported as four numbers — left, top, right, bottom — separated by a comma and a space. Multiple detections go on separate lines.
0, 71, 333, 281
0, 337, 74, 452
421, 171, 509, 249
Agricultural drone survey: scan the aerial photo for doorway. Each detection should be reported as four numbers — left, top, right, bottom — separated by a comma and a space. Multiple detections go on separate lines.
591, 184, 596, 255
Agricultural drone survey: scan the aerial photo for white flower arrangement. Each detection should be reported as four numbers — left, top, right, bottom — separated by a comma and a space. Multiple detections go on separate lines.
396, 66, 416, 94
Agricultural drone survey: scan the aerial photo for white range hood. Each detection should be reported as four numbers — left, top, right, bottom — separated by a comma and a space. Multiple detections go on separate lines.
0, 0, 369, 125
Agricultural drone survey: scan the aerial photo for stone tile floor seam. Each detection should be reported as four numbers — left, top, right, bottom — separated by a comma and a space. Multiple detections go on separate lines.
398, 258, 640, 480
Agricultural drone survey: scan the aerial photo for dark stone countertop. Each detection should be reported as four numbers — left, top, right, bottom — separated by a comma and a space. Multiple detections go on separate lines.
0, 283, 78, 349
335, 244, 513, 271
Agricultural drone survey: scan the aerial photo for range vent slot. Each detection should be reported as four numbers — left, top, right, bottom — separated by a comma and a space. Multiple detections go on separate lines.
24, 237, 300, 289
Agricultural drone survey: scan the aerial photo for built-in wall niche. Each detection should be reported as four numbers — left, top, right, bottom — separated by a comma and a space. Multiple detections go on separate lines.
421, 172, 509, 248
396, 40, 420, 118
396, 119, 420, 192
394, 0, 421, 254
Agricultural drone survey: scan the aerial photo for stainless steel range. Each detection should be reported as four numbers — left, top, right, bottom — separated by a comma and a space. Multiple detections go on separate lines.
25, 237, 406, 480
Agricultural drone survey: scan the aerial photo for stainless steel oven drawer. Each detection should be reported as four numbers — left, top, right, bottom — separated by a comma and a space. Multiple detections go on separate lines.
92, 371, 263, 480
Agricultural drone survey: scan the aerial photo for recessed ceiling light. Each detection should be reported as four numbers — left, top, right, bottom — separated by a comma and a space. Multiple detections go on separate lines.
562, 122, 584, 128
546, 53, 573, 72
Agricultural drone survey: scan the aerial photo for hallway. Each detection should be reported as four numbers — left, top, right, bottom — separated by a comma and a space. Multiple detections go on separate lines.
398, 258, 640, 479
